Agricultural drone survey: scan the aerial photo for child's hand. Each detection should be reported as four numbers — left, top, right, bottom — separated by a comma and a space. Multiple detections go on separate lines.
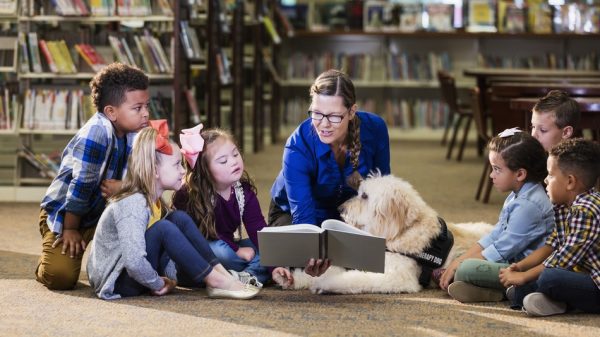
236, 247, 255, 262
439, 259, 460, 290
499, 268, 525, 288
272, 267, 294, 288
506, 263, 521, 272
53, 229, 86, 258
152, 277, 177, 296
101, 179, 122, 198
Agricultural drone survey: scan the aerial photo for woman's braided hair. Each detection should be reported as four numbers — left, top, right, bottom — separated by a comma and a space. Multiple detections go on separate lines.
310, 69, 362, 190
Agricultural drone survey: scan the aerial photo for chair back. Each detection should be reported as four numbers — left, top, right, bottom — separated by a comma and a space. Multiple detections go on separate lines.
437, 70, 459, 113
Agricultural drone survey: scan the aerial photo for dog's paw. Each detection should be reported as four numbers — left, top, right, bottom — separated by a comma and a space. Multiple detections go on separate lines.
272, 272, 293, 290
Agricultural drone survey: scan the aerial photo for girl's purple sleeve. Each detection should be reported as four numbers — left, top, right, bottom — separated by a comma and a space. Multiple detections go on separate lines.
242, 188, 267, 250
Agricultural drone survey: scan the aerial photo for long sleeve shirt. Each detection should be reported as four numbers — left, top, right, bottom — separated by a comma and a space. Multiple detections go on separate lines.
87, 193, 176, 300
478, 182, 555, 263
40, 112, 136, 234
543, 189, 600, 289
270, 111, 391, 226
173, 182, 267, 251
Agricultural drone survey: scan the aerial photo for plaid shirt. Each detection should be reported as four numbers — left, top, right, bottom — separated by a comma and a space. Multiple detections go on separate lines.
543, 189, 600, 289
41, 113, 136, 234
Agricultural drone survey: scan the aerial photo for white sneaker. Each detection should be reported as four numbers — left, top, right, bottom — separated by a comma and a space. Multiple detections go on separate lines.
523, 292, 567, 316
229, 269, 263, 288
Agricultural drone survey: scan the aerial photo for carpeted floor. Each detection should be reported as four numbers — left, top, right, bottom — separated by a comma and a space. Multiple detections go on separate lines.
1, 131, 599, 336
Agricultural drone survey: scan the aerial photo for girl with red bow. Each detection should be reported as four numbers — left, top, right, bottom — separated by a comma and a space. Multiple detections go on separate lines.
86, 120, 260, 300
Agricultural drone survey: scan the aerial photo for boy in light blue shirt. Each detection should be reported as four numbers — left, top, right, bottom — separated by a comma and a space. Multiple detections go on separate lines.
439, 129, 554, 302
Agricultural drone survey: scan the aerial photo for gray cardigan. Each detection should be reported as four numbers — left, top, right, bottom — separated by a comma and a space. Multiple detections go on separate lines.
87, 193, 175, 300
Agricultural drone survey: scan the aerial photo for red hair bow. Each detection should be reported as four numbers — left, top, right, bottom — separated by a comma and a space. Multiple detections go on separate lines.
149, 120, 173, 155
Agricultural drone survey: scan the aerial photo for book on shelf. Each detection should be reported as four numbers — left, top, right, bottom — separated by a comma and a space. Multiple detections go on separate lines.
26, 32, 43, 73
89, 0, 115, 16
258, 219, 386, 273
498, 0, 526, 33
75, 43, 108, 72
526, 0, 552, 33
0, 36, 16, 70
466, 0, 497, 33
0, 87, 17, 131
180, 21, 204, 61
364, 1, 385, 32
0, 0, 17, 15
424, 3, 454, 32
18, 145, 59, 179
274, 4, 295, 37
279, 2, 308, 30
216, 49, 232, 85
309, 1, 348, 31
22, 88, 94, 131
50, 0, 91, 16
184, 87, 202, 124
399, 3, 423, 32
18, 32, 30, 73
262, 16, 281, 45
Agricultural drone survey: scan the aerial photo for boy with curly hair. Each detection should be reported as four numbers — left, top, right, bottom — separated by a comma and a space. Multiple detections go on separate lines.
500, 138, 600, 316
36, 63, 151, 290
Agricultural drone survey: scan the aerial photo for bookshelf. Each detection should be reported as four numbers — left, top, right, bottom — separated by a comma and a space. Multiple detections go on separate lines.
273, 0, 600, 131
0, 0, 184, 192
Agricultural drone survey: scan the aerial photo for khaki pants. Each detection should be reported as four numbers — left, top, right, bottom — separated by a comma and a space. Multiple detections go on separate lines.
35, 209, 96, 290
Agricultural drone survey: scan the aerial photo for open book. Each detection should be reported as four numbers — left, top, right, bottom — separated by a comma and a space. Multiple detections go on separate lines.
258, 220, 385, 273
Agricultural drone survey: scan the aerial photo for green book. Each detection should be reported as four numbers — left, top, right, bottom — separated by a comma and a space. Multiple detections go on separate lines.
258, 219, 386, 273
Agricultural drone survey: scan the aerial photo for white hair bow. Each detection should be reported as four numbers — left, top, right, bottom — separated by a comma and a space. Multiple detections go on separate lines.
498, 127, 522, 138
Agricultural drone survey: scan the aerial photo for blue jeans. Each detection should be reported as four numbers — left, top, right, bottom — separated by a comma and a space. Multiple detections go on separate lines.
512, 267, 600, 313
114, 210, 220, 297
209, 239, 270, 284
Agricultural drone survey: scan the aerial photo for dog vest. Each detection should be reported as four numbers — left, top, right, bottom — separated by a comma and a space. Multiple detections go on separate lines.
397, 217, 454, 287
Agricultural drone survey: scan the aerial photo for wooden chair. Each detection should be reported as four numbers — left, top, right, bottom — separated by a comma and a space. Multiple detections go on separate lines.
471, 87, 493, 203
438, 71, 473, 161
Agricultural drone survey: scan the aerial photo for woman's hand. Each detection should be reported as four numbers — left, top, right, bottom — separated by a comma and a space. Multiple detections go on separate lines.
439, 259, 461, 290
304, 258, 330, 277
235, 247, 255, 262
272, 267, 294, 288
152, 277, 177, 296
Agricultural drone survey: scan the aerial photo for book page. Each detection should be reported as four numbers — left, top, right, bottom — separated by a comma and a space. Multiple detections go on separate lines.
321, 219, 377, 237
260, 224, 324, 234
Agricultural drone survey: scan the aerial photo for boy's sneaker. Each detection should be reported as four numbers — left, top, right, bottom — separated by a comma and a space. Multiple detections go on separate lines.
505, 285, 515, 302
522, 292, 567, 317
448, 281, 504, 303
229, 269, 263, 288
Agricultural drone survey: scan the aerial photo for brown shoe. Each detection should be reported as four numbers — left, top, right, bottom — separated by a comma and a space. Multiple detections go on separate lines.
448, 281, 504, 303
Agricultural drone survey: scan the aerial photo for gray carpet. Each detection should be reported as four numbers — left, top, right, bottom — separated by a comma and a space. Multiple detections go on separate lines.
1, 132, 599, 336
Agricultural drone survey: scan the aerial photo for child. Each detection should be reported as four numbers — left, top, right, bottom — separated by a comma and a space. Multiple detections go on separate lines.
173, 128, 290, 287
36, 63, 150, 290
439, 128, 554, 303
499, 138, 600, 316
87, 121, 260, 300
530, 90, 580, 152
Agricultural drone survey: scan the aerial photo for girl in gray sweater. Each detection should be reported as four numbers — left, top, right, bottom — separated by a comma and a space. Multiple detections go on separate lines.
87, 121, 260, 300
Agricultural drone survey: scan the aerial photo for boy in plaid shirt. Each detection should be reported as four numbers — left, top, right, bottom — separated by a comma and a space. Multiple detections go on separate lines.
499, 138, 600, 316
36, 63, 150, 290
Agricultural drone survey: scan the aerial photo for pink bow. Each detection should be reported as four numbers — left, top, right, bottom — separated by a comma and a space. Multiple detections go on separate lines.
180, 123, 204, 168
149, 120, 173, 155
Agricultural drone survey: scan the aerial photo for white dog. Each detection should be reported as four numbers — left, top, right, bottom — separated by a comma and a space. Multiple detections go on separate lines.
273, 174, 493, 294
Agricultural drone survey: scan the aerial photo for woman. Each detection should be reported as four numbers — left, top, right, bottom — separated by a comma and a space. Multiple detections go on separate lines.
269, 69, 391, 276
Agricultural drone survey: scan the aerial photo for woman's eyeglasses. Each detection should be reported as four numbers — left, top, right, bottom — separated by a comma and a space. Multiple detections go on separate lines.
307, 110, 346, 124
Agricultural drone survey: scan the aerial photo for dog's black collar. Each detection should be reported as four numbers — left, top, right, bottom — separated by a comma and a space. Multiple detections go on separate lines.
391, 217, 454, 287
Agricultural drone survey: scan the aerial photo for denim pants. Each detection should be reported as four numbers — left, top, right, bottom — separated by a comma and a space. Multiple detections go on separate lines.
209, 238, 270, 284
512, 267, 600, 313
114, 210, 220, 297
